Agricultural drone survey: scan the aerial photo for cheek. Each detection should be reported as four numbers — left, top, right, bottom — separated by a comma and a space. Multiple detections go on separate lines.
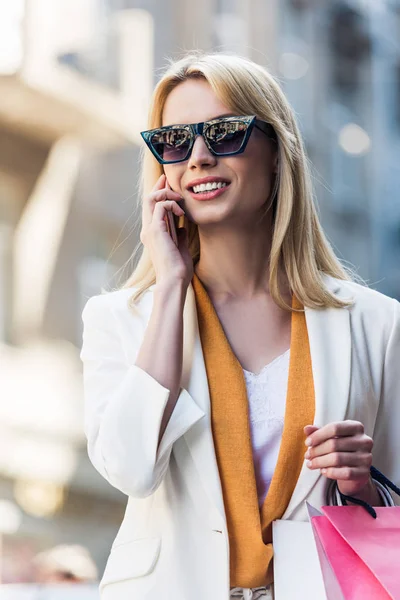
163, 167, 182, 192
242, 139, 276, 190
235, 156, 273, 196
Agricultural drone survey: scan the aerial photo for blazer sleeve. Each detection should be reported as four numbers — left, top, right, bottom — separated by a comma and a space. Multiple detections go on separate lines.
372, 298, 400, 505
80, 294, 206, 498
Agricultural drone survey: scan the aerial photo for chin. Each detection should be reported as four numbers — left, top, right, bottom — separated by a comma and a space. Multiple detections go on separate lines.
190, 211, 233, 229
187, 201, 237, 225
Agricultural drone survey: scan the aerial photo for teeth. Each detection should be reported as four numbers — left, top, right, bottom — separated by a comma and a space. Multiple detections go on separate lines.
192, 181, 227, 194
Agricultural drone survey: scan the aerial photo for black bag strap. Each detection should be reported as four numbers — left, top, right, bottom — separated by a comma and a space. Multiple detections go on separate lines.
370, 466, 400, 495
338, 466, 400, 519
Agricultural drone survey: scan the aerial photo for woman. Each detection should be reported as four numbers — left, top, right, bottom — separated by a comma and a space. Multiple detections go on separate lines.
80, 52, 400, 600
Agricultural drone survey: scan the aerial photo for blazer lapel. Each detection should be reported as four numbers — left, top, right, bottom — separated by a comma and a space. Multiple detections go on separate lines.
181, 283, 227, 523
282, 276, 352, 518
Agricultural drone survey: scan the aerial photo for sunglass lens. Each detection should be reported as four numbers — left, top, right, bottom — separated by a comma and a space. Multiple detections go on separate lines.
206, 121, 248, 155
151, 129, 191, 162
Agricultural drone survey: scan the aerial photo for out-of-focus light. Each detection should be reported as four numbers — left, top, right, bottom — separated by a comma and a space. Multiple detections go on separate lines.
0, 499, 22, 534
0, 340, 84, 440
279, 53, 309, 79
0, 427, 78, 485
14, 479, 65, 518
0, 0, 25, 74
338, 123, 371, 155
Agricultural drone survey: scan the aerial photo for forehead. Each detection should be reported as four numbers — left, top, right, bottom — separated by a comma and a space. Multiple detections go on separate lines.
162, 79, 235, 126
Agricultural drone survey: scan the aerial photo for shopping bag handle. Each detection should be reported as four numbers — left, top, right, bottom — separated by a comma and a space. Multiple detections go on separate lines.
338, 466, 400, 519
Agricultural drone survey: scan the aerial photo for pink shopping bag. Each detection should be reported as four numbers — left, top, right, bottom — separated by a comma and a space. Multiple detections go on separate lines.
307, 503, 400, 600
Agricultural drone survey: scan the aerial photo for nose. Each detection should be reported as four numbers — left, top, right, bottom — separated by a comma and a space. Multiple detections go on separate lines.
187, 134, 218, 169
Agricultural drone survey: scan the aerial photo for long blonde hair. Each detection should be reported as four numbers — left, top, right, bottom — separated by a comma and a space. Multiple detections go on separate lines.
123, 51, 353, 310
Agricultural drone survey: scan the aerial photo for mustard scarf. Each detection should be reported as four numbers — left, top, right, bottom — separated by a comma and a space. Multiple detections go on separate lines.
192, 273, 315, 587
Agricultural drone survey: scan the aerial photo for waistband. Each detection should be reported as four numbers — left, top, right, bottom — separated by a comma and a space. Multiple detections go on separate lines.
230, 585, 274, 599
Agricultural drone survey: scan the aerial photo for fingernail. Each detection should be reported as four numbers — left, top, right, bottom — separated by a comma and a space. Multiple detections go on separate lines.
305, 437, 312, 446
321, 469, 327, 474
306, 460, 312, 468
305, 449, 311, 459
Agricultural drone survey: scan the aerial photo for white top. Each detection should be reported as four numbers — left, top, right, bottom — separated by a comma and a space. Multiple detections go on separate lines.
242, 349, 290, 509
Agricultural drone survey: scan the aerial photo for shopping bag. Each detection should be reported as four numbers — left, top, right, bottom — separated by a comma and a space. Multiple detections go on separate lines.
272, 519, 328, 600
307, 502, 400, 599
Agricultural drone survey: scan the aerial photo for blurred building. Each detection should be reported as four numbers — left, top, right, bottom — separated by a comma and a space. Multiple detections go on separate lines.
0, 0, 153, 582
0, 0, 399, 584
275, 0, 400, 297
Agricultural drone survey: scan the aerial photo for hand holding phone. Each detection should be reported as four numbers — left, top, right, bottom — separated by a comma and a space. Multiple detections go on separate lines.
140, 173, 192, 288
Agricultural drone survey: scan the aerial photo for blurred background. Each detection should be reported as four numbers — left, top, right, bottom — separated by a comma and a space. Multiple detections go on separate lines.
0, 0, 399, 591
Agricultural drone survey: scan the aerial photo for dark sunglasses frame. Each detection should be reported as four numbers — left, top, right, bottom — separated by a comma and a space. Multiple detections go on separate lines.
140, 115, 277, 165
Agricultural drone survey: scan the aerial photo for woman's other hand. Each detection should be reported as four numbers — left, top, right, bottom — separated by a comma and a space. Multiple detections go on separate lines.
140, 173, 193, 288
303, 421, 374, 497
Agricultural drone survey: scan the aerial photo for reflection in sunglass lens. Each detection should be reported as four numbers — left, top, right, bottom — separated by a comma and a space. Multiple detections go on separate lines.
151, 128, 191, 162
206, 121, 248, 154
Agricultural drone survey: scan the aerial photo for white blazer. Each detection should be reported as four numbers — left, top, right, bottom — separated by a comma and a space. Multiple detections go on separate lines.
80, 275, 400, 600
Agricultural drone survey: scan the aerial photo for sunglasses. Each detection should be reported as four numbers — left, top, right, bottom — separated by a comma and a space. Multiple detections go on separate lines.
140, 115, 277, 165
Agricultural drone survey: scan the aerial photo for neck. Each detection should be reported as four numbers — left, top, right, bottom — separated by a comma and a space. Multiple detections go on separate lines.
194, 215, 286, 301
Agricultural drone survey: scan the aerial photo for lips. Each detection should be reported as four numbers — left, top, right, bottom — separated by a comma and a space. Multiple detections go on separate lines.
187, 182, 231, 201
186, 176, 231, 191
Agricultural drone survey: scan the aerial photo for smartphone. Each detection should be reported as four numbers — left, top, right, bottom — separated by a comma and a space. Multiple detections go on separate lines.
165, 179, 186, 246
165, 210, 179, 246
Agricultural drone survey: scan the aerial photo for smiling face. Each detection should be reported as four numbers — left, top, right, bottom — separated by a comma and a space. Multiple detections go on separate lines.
161, 78, 278, 229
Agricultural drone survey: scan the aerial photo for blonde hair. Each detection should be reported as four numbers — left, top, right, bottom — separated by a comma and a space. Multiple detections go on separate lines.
122, 51, 353, 310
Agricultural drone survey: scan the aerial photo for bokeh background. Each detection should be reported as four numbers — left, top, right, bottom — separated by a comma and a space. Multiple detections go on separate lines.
0, 0, 399, 588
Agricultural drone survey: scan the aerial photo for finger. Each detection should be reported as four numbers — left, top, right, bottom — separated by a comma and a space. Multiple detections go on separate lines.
142, 174, 165, 227
142, 187, 183, 229
305, 420, 365, 447
319, 466, 371, 482
306, 451, 372, 471
152, 200, 185, 226
304, 425, 319, 437
305, 434, 373, 460
142, 201, 185, 244
152, 188, 183, 203
153, 173, 167, 191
